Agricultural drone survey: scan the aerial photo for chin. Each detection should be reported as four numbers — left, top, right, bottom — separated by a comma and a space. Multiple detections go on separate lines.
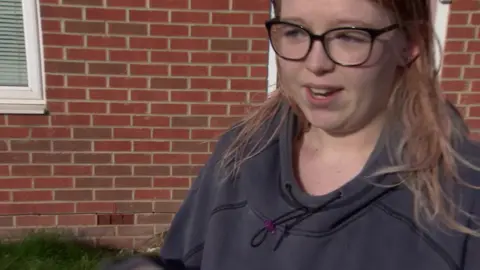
302, 108, 345, 133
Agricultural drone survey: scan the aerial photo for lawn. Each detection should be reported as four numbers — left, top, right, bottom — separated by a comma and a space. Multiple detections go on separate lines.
0, 231, 131, 270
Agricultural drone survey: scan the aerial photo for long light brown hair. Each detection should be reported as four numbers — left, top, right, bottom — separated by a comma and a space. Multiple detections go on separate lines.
217, 0, 480, 235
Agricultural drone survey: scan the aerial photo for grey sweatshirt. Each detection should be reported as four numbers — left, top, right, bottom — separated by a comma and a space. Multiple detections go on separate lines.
100, 104, 480, 270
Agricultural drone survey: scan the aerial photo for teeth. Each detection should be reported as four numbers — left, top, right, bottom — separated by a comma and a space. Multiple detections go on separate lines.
309, 88, 331, 95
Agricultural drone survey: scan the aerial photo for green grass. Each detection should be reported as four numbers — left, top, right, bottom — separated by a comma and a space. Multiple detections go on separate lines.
0, 231, 124, 270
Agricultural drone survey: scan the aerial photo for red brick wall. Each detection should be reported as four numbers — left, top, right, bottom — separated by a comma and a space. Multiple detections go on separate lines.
0, 0, 270, 249
0, 0, 477, 249
445, 1, 480, 135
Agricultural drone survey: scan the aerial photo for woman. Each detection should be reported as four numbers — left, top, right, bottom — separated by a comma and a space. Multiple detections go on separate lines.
101, 0, 480, 269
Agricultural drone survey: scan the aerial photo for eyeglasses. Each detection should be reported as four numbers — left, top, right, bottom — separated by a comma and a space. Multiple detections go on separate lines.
265, 18, 399, 67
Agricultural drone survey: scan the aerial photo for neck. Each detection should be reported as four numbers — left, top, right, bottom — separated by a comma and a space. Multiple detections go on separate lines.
302, 114, 386, 157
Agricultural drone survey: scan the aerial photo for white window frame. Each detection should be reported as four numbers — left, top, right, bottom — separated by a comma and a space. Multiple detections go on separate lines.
267, 1, 452, 93
0, 0, 46, 114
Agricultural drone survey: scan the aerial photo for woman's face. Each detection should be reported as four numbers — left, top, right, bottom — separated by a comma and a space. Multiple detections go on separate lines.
275, 0, 408, 135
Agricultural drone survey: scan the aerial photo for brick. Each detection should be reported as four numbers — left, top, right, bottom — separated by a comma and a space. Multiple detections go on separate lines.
134, 166, 170, 176
212, 13, 250, 24
7, 115, 49, 125
154, 178, 190, 188
150, 25, 189, 36
90, 89, 129, 101
114, 128, 152, 139
150, 0, 188, 9
75, 177, 113, 188
172, 116, 208, 127
65, 21, 106, 34
153, 129, 189, 139
86, 8, 126, 21
73, 128, 112, 139
137, 213, 172, 224
41, 6, 82, 19
32, 153, 71, 163
55, 190, 93, 201
115, 177, 152, 188
53, 141, 91, 151
151, 104, 188, 114
41, 20, 62, 32
109, 50, 148, 62
151, 78, 188, 89
191, 0, 229, 10
12, 191, 52, 202
115, 154, 151, 164
171, 141, 209, 152
107, 0, 146, 7
0, 178, 33, 189
134, 190, 171, 200
94, 141, 131, 151
110, 103, 148, 114
95, 166, 132, 176
67, 76, 107, 87
129, 10, 168, 22
16, 216, 56, 227
69, 102, 107, 113
54, 165, 92, 176
63, 0, 103, 5
211, 39, 249, 51
191, 26, 229, 37
171, 65, 208, 77
74, 153, 112, 163
58, 214, 96, 226
93, 115, 131, 126
11, 140, 51, 151
87, 36, 126, 48
132, 116, 169, 127
153, 154, 189, 164
109, 23, 148, 35
31, 127, 71, 138
89, 63, 128, 75
232, 0, 270, 10
170, 39, 208, 50
43, 33, 84, 46
134, 141, 170, 152
47, 88, 87, 100
129, 37, 168, 49
191, 78, 227, 89
171, 91, 207, 102
34, 178, 73, 189
45, 61, 85, 73
95, 190, 132, 201
67, 48, 107, 61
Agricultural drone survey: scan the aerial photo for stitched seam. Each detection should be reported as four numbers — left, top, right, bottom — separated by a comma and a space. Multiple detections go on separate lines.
182, 201, 247, 264
183, 242, 204, 263
375, 202, 460, 270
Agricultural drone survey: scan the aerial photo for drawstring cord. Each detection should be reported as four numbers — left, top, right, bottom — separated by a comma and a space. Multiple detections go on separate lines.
250, 184, 342, 251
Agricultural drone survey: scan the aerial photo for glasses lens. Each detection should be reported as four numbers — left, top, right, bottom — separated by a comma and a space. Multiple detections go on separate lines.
325, 29, 372, 65
269, 23, 310, 60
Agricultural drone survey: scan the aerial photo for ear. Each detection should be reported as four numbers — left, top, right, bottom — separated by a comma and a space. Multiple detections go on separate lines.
399, 42, 420, 68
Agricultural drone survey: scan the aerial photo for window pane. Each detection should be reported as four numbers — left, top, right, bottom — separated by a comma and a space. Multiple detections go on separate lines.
0, 0, 28, 87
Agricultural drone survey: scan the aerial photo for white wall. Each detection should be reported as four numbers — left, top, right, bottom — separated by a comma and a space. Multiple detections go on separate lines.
266, 1, 452, 93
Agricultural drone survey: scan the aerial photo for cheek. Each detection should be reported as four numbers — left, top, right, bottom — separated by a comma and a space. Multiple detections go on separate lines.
278, 60, 303, 85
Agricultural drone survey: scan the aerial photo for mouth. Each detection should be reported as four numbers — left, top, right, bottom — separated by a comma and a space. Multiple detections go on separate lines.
305, 85, 343, 97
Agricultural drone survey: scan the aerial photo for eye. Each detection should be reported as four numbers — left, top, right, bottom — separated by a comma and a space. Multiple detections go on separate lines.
332, 30, 371, 43
277, 24, 308, 39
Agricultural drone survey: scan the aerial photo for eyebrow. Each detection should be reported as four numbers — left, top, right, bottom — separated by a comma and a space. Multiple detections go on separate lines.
280, 16, 378, 29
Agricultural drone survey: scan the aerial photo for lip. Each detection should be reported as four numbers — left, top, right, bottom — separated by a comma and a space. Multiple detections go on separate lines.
303, 85, 343, 107
303, 83, 344, 91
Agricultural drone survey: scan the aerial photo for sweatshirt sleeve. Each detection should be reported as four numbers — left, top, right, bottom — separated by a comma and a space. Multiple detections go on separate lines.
462, 194, 480, 270
158, 129, 236, 268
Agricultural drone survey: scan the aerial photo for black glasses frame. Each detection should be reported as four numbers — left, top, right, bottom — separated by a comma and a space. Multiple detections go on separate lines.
265, 18, 399, 67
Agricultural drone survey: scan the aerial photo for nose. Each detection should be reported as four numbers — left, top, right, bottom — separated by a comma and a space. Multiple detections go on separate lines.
304, 40, 335, 74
